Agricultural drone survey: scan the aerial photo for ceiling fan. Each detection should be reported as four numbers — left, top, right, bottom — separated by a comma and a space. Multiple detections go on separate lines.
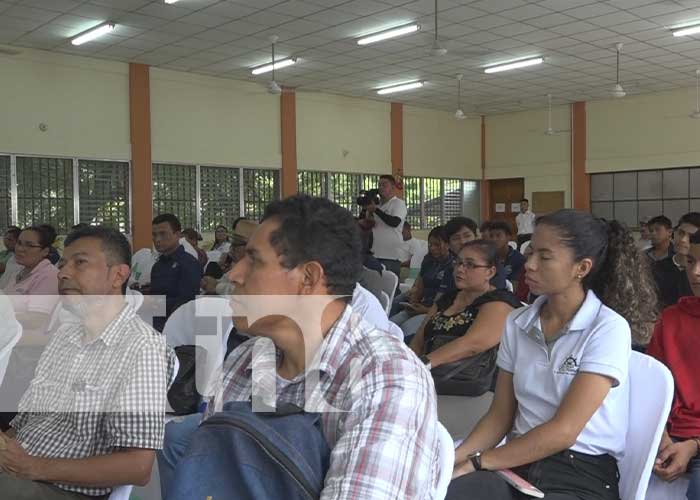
544, 93, 570, 135
691, 69, 700, 119
454, 74, 479, 120
610, 42, 626, 98
267, 35, 282, 95
428, 0, 489, 59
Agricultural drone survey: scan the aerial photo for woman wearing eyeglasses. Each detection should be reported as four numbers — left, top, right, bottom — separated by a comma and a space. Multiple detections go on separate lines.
0, 225, 59, 431
410, 240, 521, 406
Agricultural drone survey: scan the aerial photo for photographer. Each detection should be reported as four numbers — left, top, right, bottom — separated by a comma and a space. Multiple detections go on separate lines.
362, 175, 407, 278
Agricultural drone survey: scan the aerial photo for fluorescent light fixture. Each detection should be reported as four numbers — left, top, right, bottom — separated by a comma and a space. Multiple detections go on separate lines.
251, 57, 297, 75
164, 0, 180, 3
484, 57, 544, 74
71, 23, 115, 46
357, 24, 420, 45
376, 81, 424, 95
672, 24, 700, 37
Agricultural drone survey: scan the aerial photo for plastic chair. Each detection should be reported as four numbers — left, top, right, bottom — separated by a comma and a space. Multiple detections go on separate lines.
507, 241, 517, 250
435, 422, 455, 500
378, 291, 390, 315
130, 248, 157, 286
619, 352, 675, 500
379, 270, 399, 305
505, 280, 514, 292
520, 240, 531, 255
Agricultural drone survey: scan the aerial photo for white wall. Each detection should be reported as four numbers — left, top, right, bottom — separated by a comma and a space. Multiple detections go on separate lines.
150, 68, 280, 168
0, 48, 130, 159
296, 92, 391, 174
403, 106, 481, 179
587, 87, 700, 173
485, 105, 572, 208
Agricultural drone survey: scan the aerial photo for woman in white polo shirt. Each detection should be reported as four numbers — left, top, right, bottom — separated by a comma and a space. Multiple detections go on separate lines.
447, 209, 658, 500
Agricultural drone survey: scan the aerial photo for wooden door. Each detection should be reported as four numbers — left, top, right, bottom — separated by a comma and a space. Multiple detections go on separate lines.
489, 178, 524, 235
532, 191, 565, 215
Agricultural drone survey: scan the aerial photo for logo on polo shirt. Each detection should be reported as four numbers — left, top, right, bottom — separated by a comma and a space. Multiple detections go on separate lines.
556, 355, 579, 375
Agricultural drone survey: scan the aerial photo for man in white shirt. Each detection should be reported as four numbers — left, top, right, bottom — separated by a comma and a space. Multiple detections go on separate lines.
397, 222, 428, 269
515, 198, 536, 248
366, 175, 407, 278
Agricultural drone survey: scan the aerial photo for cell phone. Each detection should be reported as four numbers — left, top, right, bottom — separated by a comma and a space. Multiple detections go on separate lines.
400, 302, 417, 309
495, 469, 544, 498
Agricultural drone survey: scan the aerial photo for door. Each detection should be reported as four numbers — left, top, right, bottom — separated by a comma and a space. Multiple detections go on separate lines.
489, 178, 524, 235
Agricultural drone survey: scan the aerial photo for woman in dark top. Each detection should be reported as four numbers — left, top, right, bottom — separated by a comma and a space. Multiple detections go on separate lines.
410, 239, 521, 372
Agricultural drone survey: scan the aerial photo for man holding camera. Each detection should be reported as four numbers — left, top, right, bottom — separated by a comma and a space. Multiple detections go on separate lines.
364, 175, 407, 278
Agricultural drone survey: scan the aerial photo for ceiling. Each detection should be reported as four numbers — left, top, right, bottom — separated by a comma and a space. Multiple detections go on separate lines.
3, 0, 700, 113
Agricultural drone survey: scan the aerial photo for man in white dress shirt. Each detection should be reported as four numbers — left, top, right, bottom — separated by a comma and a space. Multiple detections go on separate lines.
515, 198, 536, 248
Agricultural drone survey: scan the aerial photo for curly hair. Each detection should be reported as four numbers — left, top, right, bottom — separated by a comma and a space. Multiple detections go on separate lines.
537, 210, 659, 345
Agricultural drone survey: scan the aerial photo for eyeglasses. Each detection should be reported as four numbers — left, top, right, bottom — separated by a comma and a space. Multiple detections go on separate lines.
16, 240, 43, 249
453, 258, 491, 270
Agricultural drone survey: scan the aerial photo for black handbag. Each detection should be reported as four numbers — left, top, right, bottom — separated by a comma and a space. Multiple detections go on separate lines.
426, 335, 498, 397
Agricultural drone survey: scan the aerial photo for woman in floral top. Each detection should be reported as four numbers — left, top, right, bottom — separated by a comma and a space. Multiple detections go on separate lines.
410, 240, 521, 374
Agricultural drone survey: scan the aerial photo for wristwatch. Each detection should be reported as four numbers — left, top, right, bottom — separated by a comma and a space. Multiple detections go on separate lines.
468, 450, 484, 471
419, 354, 432, 370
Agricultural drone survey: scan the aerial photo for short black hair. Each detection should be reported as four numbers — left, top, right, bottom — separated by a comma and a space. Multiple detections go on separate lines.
690, 231, 700, 245
444, 217, 478, 240
152, 213, 182, 233
4, 226, 20, 238
262, 195, 362, 296
403, 221, 411, 230
23, 225, 54, 249
648, 215, 673, 230
64, 225, 132, 267
37, 224, 57, 245
428, 225, 447, 242
520, 198, 529, 204
678, 212, 700, 230
461, 239, 498, 267
71, 222, 89, 231
479, 221, 492, 234
379, 174, 396, 185
489, 221, 513, 236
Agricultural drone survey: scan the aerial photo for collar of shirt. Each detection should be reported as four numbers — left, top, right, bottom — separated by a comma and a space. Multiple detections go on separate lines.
515, 289, 603, 335
65, 302, 135, 348
22, 258, 53, 279
159, 244, 185, 262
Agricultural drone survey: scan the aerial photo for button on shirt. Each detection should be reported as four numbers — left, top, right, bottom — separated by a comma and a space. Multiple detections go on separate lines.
11, 303, 175, 497
150, 245, 202, 331
206, 304, 440, 500
516, 210, 536, 236
371, 196, 408, 261
498, 290, 631, 460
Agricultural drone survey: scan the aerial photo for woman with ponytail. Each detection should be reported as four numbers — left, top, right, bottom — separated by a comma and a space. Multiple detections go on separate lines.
447, 209, 658, 500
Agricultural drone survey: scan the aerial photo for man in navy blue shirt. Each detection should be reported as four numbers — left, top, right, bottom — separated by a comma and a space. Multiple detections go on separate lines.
148, 214, 202, 332
483, 220, 526, 287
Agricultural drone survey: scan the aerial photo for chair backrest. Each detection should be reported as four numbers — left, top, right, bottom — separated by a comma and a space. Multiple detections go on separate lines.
619, 351, 674, 500
505, 280, 514, 292
520, 240, 531, 255
379, 270, 399, 305
360, 267, 384, 302
434, 422, 455, 500
378, 291, 390, 315
410, 241, 429, 269
507, 241, 517, 250
130, 248, 157, 285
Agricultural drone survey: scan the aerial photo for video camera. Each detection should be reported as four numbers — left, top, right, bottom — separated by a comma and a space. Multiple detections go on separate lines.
356, 188, 381, 207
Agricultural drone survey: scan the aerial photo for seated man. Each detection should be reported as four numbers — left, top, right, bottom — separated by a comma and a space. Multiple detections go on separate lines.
159, 195, 439, 499
652, 212, 700, 308
483, 220, 525, 286
646, 215, 674, 262
147, 214, 202, 331
0, 226, 174, 500
647, 230, 700, 500
397, 221, 428, 269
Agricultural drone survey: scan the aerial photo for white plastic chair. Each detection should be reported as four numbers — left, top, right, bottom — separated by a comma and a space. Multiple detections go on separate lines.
505, 280, 514, 292
379, 270, 399, 305
619, 352, 675, 500
507, 241, 517, 250
520, 240, 531, 255
130, 248, 157, 286
435, 422, 455, 500
378, 291, 391, 315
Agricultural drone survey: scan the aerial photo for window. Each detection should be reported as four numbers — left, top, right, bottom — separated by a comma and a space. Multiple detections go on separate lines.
152, 163, 197, 229
443, 179, 463, 222
200, 166, 241, 232
591, 167, 700, 228
243, 168, 279, 221
330, 173, 362, 215
402, 177, 480, 230
298, 171, 328, 198
78, 160, 130, 233
16, 156, 74, 233
403, 176, 422, 229
0, 156, 10, 230
423, 177, 442, 229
